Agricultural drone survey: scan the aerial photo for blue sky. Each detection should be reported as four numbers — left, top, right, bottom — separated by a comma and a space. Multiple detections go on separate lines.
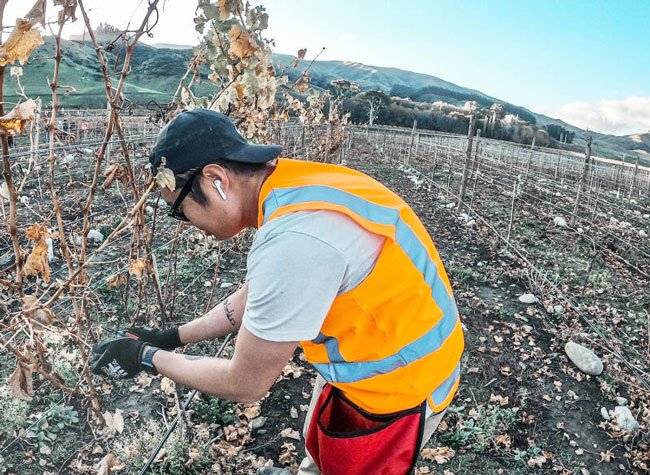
261, 0, 650, 134
7, 0, 649, 135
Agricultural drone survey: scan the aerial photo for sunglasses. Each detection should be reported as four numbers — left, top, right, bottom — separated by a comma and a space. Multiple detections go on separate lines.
168, 169, 201, 222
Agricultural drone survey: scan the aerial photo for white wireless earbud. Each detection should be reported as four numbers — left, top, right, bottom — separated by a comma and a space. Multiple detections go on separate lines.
214, 179, 227, 200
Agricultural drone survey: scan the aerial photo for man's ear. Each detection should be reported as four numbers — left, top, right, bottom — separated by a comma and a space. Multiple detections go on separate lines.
201, 164, 229, 190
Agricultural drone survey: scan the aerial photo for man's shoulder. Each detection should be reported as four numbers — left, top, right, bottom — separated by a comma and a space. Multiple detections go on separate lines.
255, 210, 361, 242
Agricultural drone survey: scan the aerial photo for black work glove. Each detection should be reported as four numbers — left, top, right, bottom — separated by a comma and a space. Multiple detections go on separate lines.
124, 327, 182, 351
91, 336, 159, 379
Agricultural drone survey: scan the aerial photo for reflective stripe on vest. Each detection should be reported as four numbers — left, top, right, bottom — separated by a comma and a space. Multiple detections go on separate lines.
262, 184, 460, 398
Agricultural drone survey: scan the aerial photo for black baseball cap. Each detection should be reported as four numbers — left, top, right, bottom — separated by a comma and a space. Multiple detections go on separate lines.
149, 109, 282, 174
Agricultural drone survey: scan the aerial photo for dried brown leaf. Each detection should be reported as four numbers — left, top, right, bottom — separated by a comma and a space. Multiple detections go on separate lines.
103, 409, 125, 435
295, 72, 309, 93
22, 294, 55, 324
0, 20, 43, 66
494, 434, 512, 448
54, 0, 77, 25
420, 446, 455, 464
7, 362, 34, 400
23, 223, 51, 283
102, 163, 129, 190
280, 427, 300, 440
155, 166, 176, 191
106, 273, 127, 289
95, 453, 124, 475
278, 442, 296, 466
218, 0, 236, 20
0, 99, 39, 135
160, 377, 176, 396
228, 24, 256, 59
128, 258, 148, 281
26, 0, 47, 27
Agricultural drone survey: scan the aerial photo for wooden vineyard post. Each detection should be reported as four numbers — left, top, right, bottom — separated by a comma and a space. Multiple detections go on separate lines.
523, 135, 536, 188
469, 129, 484, 209
506, 178, 519, 245
570, 136, 592, 226
627, 156, 640, 206
591, 179, 601, 223
457, 115, 476, 209
432, 139, 439, 176
554, 149, 561, 180
615, 155, 626, 198
406, 119, 417, 164
471, 128, 482, 174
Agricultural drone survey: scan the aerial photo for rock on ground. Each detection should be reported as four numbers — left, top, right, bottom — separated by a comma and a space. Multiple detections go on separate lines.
553, 216, 567, 227
564, 341, 603, 376
518, 293, 538, 304
613, 406, 639, 432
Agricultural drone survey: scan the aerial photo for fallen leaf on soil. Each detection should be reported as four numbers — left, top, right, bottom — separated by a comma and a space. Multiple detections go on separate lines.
133, 373, 153, 388
278, 442, 297, 466
23, 224, 51, 283
282, 362, 303, 379
599, 450, 614, 462
185, 447, 201, 466
7, 362, 34, 400
420, 446, 455, 464
95, 453, 124, 475
494, 434, 512, 448
103, 409, 124, 435
489, 394, 509, 406
22, 294, 55, 324
212, 440, 240, 457
527, 452, 549, 467
0, 20, 43, 67
280, 428, 301, 440
160, 377, 176, 395
106, 273, 127, 289
241, 403, 261, 420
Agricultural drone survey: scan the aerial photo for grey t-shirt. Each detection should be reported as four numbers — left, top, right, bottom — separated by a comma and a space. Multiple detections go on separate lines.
243, 210, 385, 342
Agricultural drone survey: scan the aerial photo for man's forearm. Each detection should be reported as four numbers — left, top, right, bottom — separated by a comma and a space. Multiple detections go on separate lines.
178, 283, 248, 344
152, 350, 262, 403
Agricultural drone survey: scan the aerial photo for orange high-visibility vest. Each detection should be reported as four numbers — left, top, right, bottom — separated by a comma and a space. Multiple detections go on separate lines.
257, 158, 464, 414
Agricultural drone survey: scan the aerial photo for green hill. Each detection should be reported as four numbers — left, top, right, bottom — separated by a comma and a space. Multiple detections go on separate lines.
5, 37, 645, 158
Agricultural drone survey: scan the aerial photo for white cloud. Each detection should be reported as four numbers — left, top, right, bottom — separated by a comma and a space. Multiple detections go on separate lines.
550, 96, 650, 136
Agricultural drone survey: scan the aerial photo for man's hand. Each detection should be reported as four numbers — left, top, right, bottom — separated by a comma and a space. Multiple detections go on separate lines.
91, 337, 159, 379
125, 327, 182, 351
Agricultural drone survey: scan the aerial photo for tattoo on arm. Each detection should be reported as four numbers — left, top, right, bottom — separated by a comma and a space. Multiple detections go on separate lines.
224, 298, 236, 327
183, 354, 203, 361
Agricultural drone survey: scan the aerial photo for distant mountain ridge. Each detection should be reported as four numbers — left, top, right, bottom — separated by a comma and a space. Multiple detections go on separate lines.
8, 38, 645, 157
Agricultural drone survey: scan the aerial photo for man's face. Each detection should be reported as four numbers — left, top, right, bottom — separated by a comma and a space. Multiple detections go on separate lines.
161, 174, 241, 240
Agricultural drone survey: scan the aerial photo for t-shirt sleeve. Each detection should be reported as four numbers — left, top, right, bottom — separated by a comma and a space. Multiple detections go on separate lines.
242, 230, 347, 342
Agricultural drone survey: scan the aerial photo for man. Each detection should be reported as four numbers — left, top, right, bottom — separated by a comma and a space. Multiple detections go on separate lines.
92, 109, 464, 474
